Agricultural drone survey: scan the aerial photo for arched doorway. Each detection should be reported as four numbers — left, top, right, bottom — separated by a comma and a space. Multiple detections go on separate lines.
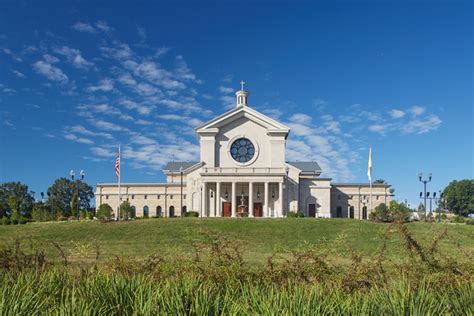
362, 206, 367, 220
169, 206, 175, 217
143, 206, 149, 218
156, 206, 162, 217
349, 206, 354, 219
182, 206, 187, 216
336, 206, 342, 218
131, 206, 136, 218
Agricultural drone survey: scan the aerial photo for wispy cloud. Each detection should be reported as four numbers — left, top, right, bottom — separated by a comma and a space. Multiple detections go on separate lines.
53, 46, 94, 69
86, 78, 114, 92
32, 60, 68, 83
389, 109, 405, 119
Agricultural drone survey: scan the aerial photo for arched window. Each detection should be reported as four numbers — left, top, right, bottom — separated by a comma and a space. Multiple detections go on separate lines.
336, 206, 342, 218
362, 206, 368, 220
349, 206, 354, 219
156, 206, 162, 217
169, 206, 175, 218
182, 205, 187, 215
131, 206, 136, 218
143, 206, 149, 218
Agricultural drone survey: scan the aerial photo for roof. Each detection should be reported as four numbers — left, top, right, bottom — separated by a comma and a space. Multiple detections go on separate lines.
332, 183, 391, 187
195, 104, 290, 133
163, 161, 200, 172
287, 161, 322, 173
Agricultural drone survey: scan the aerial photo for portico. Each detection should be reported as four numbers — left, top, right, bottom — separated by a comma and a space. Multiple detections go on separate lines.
201, 179, 285, 218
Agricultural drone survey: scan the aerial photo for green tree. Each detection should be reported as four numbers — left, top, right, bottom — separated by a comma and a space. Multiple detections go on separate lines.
120, 201, 132, 220
369, 203, 392, 222
96, 203, 113, 220
31, 202, 51, 222
442, 180, 474, 216
46, 177, 94, 217
71, 191, 79, 219
0, 182, 34, 218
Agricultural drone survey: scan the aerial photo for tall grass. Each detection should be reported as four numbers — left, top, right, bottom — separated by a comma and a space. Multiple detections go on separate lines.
0, 223, 473, 315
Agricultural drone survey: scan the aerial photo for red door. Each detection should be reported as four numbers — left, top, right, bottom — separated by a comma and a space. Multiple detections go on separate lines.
254, 203, 263, 217
223, 202, 232, 217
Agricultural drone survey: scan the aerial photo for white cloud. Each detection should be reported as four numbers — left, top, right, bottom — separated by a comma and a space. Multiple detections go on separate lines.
289, 113, 312, 125
69, 125, 114, 140
11, 69, 25, 78
64, 133, 94, 144
401, 115, 442, 134
389, 109, 405, 119
53, 46, 94, 69
175, 55, 196, 81
219, 86, 234, 94
72, 22, 96, 33
87, 79, 114, 92
368, 124, 388, 133
409, 105, 425, 116
91, 146, 116, 157
95, 21, 112, 32
32, 60, 68, 83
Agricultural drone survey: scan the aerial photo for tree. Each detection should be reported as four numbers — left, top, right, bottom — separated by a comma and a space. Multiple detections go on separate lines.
31, 202, 52, 222
0, 182, 34, 218
120, 201, 132, 219
71, 191, 79, 219
442, 180, 474, 216
96, 203, 113, 221
46, 177, 94, 217
369, 203, 392, 222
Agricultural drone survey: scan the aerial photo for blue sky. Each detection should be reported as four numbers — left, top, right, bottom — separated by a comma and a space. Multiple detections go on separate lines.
0, 0, 472, 208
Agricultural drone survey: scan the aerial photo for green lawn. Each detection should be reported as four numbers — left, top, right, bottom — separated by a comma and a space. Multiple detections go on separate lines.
0, 218, 472, 264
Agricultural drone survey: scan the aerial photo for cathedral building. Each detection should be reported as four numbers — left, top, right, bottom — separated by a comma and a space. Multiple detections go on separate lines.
95, 84, 391, 219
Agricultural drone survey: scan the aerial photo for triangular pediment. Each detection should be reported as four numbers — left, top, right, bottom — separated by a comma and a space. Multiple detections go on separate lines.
196, 105, 290, 135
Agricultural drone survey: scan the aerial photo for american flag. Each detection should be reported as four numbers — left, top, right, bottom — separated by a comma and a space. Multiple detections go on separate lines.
115, 146, 120, 179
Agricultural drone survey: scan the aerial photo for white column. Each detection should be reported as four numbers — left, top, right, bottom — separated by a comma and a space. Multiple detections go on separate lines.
216, 181, 221, 217
202, 182, 207, 217
249, 182, 254, 217
278, 181, 283, 218
264, 182, 269, 218
231, 182, 236, 217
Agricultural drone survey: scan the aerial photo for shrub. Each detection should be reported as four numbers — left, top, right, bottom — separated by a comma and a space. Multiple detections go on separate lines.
31, 203, 51, 222
1, 217, 10, 225
466, 219, 474, 225
120, 201, 132, 219
452, 215, 465, 223
96, 203, 113, 221
184, 211, 199, 217
287, 212, 304, 218
370, 204, 392, 222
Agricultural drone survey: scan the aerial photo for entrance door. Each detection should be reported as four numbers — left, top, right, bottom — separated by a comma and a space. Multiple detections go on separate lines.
308, 204, 316, 217
223, 202, 232, 217
254, 203, 263, 217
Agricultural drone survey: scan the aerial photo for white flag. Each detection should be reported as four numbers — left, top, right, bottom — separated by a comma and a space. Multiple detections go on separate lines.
367, 147, 372, 181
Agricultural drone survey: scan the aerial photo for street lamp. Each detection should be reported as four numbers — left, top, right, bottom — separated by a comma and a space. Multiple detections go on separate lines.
418, 171, 432, 217
70, 169, 85, 220
180, 167, 184, 217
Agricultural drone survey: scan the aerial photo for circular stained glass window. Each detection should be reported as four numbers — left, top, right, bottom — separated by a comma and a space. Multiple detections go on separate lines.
230, 138, 255, 163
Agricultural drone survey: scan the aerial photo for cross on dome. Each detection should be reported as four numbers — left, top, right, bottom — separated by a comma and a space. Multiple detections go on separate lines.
235, 80, 249, 107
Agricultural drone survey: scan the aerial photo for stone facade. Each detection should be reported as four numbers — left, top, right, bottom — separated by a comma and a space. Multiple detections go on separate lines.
95, 86, 391, 218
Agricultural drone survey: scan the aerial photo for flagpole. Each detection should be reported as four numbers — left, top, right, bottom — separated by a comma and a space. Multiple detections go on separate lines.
118, 144, 121, 221
369, 147, 372, 212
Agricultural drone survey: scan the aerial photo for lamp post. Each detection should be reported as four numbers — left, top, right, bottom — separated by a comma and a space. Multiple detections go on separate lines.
285, 166, 289, 216
180, 167, 183, 217
70, 169, 85, 220
418, 171, 432, 217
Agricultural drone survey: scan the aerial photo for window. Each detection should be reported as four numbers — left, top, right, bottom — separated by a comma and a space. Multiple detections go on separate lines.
131, 206, 136, 218
338, 195, 341, 200
183, 195, 186, 199
106, 195, 109, 200
182, 206, 187, 214
169, 206, 175, 217
144, 195, 147, 200
376, 196, 379, 200
349, 206, 354, 219
230, 138, 255, 163
143, 206, 149, 218
362, 206, 368, 220
157, 195, 160, 199
170, 195, 173, 199
156, 206, 162, 217
132, 195, 135, 199
336, 206, 342, 218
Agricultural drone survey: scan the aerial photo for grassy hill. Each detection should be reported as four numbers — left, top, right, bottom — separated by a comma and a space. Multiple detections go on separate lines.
0, 218, 472, 264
